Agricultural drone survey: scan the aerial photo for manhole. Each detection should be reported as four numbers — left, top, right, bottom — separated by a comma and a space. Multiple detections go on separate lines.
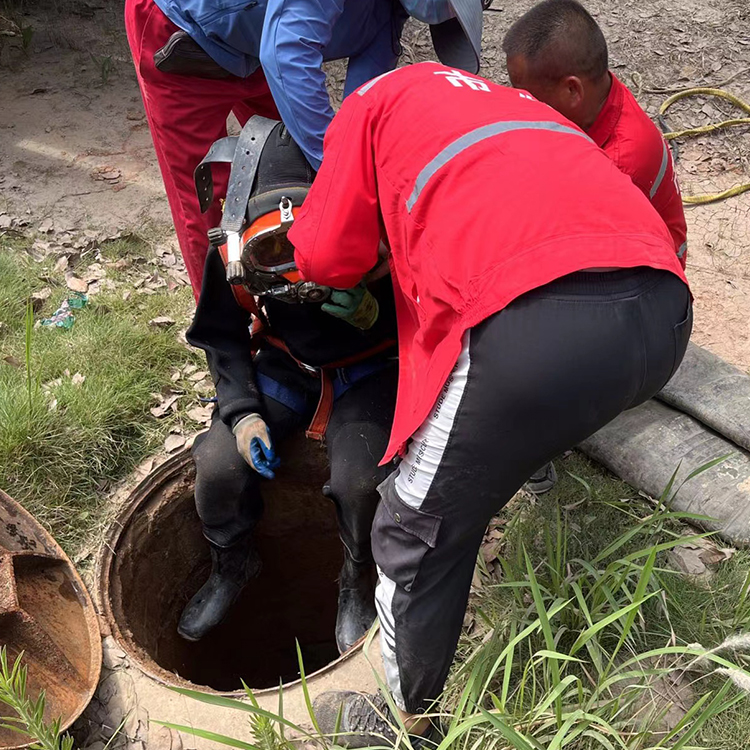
99, 434, 345, 693
0, 489, 101, 750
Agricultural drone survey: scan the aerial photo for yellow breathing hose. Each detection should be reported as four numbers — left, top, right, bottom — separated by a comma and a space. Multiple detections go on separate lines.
659, 87, 750, 205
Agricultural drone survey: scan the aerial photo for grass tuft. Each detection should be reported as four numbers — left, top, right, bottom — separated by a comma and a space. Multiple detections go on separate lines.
0, 236, 199, 554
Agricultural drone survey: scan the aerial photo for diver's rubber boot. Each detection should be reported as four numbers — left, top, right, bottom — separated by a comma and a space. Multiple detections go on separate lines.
177, 536, 261, 641
335, 553, 377, 654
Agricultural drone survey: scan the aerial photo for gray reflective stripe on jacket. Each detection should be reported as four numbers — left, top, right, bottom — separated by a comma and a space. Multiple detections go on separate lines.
677, 241, 687, 259
357, 69, 398, 97
406, 120, 593, 212
650, 139, 670, 199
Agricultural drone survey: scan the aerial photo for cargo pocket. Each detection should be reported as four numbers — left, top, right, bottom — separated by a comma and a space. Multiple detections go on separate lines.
669, 301, 693, 381
371, 476, 442, 593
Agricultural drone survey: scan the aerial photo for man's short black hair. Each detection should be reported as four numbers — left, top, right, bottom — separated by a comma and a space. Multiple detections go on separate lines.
502, 0, 608, 81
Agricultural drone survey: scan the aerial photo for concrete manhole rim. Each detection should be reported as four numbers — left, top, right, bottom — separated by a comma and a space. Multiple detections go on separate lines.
95, 447, 364, 698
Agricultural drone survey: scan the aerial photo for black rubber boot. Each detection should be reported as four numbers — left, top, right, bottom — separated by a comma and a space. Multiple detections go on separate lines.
313, 691, 441, 749
177, 536, 261, 642
335, 552, 377, 654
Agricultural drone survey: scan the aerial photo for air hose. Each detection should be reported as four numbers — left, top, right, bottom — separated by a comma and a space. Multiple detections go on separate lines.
659, 87, 750, 205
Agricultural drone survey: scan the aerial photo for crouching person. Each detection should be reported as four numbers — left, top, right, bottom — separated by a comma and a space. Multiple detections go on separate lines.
181, 118, 398, 654
289, 63, 692, 746
503, 0, 689, 494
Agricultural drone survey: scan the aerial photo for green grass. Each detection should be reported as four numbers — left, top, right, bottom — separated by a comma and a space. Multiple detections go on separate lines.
442, 454, 750, 748
0, 234, 200, 554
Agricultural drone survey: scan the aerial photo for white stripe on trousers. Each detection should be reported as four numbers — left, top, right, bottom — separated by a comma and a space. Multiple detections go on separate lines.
395, 331, 472, 510
376, 332, 471, 710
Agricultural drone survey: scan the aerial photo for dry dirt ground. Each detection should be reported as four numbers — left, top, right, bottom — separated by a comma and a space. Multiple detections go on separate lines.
1, 0, 749, 367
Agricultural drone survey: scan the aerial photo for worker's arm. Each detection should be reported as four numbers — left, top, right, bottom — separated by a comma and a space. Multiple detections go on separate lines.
342, 4, 405, 98
616, 132, 688, 269
186, 248, 264, 429
649, 145, 688, 268
260, 0, 346, 170
289, 93, 382, 289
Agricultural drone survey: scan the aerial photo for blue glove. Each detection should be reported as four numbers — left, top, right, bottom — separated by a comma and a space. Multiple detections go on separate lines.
233, 413, 281, 480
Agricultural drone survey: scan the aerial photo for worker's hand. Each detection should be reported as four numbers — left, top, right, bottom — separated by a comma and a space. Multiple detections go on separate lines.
233, 413, 280, 480
322, 283, 379, 330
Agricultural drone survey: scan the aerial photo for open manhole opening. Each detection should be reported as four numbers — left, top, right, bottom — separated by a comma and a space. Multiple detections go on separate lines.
104, 435, 343, 692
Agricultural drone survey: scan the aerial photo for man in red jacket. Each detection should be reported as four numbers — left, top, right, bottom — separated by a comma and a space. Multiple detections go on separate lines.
289, 62, 692, 746
503, 0, 687, 263
502, 0, 689, 494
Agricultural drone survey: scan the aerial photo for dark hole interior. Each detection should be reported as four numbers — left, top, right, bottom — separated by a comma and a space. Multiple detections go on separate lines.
110, 436, 343, 692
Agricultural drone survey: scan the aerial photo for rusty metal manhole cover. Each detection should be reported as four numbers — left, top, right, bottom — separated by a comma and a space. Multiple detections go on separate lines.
0, 490, 102, 749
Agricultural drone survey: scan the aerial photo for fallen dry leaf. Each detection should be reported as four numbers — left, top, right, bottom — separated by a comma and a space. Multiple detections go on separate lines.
2, 355, 22, 368
188, 370, 209, 382
164, 434, 186, 453
193, 379, 214, 395
29, 239, 51, 261
66, 274, 89, 294
150, 394, 180, 419
84, 263, 106, 282
149, 316, 176, 329
138, 457, 155, 476
30, 287, 52, 311
481, 542, 501, 564
668, 537, 736, 579
38, 218, 54, 233
71, 372, 86, 387
186, 404, 214, 424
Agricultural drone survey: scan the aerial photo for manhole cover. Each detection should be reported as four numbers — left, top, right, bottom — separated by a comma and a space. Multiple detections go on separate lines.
0, 490, 101, 749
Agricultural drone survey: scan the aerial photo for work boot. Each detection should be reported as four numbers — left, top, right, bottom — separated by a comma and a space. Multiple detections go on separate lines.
313, 691, 440, 749
177, 536, 261, 641
335, 553, 377, 654
526, 461, 558, 495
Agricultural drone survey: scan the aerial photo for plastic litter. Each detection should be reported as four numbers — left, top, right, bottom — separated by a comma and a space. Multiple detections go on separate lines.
41, 291, 88, 330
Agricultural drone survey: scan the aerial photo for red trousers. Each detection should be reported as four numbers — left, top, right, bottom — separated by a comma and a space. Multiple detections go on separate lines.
125, 0, 279, 295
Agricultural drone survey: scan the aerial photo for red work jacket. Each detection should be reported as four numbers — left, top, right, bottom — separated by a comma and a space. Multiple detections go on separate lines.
589, 74, 688, 267
290, 63, 689, 463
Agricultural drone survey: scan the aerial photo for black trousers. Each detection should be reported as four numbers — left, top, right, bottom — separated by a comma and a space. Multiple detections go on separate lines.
372, 268, 692, 713
192, 349, 398, 562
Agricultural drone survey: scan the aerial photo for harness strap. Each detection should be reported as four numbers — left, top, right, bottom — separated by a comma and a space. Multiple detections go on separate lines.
306, 374, 335, 441
260, 335, 396, 441
222, 117, 278, 234
194, 135, 238, 214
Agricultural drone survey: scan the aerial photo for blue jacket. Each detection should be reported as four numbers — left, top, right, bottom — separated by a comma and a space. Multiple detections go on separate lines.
153, 0, 421, 169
